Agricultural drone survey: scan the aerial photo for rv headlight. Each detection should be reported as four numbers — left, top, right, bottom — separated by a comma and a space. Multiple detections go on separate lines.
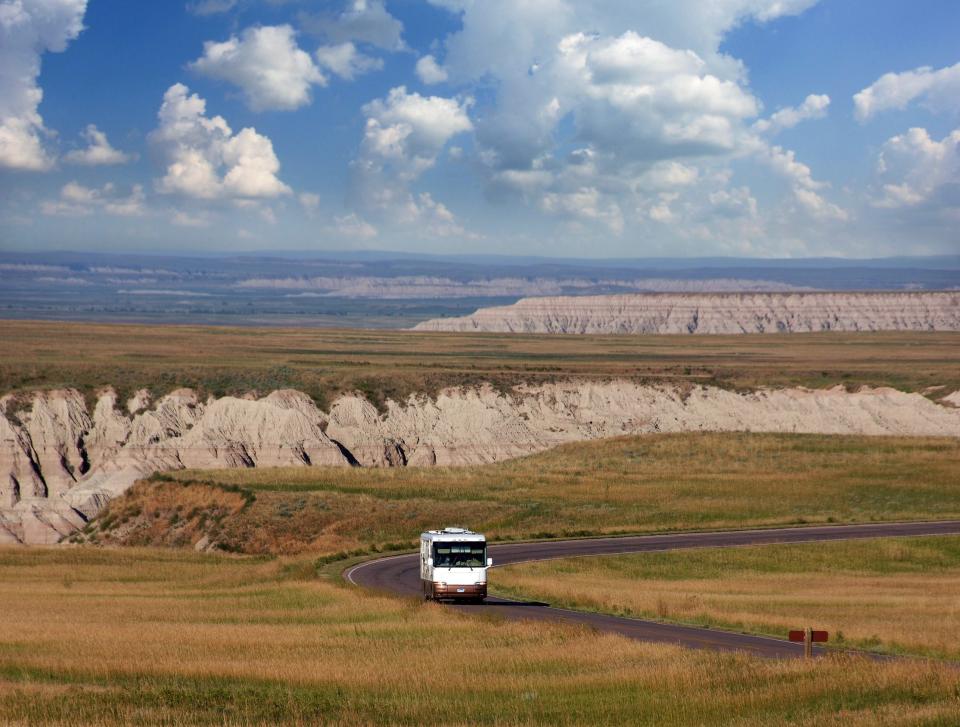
440, 582, 446, 587
475, 582, 483, 586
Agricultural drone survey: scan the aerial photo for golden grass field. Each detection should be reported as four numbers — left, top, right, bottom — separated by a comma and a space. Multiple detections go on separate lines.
5, 322, 960, 723
85, 433, 960, 556
2, 546, 959, 726
2, 320, 959, 410
494, 536, 960, 660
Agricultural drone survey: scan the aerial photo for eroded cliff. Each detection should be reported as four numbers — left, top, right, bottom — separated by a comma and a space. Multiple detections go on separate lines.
412, 292, 960, 334
2, 382, 959, 545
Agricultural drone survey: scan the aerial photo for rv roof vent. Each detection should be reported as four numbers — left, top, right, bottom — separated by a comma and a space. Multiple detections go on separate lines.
442, 527, 471, 534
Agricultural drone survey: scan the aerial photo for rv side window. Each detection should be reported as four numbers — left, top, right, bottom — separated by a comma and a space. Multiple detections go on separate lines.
433, 542, 486, 568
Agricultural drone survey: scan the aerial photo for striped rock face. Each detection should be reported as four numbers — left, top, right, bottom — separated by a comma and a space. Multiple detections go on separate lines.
412, 292, 960, 334
3, 381, 960, 545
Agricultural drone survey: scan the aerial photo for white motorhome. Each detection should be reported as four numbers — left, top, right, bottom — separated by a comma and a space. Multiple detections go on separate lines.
420, 527, 492, 601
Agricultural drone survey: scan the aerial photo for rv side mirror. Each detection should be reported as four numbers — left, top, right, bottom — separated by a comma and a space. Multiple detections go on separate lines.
487, 557, 493, 567
427, 557, 433, 567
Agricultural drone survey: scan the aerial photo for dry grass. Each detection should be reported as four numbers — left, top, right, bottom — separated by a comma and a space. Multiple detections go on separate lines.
86, 433, 960, 555
1, 547, 959, 725
494, 536, 960, 660
2, 320, 958, 411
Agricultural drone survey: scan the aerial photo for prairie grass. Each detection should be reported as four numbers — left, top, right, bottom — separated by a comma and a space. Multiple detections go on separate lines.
1, 547, 959, 725
494, 536, 960, 660
2, 320, 958, 411
89, 433, 960, 555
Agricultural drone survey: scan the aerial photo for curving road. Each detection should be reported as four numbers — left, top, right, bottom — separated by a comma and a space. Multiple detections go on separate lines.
345, 520, 960, 658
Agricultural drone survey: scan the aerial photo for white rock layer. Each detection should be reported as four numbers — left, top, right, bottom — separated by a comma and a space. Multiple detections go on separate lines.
2, 383, 958, 544
412, 292, 960, 334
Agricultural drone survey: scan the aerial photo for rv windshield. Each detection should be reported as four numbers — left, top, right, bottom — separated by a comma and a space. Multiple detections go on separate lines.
433, 542, 486, 568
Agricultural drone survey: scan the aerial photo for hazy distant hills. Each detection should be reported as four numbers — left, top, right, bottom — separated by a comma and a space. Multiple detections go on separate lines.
1, 250, 957, 328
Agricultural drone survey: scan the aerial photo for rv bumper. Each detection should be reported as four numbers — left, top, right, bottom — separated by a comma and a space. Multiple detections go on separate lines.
425, 581, 487, 600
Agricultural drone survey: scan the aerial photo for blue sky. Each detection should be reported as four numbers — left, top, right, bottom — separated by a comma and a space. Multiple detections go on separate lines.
0, 0, 958, 258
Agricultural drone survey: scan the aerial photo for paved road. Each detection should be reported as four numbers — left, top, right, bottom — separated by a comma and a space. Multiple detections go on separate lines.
344, 520, 960, 658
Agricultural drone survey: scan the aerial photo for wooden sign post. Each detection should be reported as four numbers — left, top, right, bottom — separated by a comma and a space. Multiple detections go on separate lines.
788, 628, 828, 658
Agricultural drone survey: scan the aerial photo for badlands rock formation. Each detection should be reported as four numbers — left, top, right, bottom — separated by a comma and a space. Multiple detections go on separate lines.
2, 382, 960, 545
413, 292, 960, 334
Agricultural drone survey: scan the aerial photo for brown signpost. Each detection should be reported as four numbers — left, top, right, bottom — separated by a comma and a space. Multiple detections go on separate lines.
789, 628, 828, 658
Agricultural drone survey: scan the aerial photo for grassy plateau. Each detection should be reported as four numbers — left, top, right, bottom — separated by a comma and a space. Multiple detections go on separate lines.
2, 320, 959, 411
494, 536, 960, 660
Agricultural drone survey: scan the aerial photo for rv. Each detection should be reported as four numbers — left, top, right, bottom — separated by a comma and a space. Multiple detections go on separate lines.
420, 527, 492, 601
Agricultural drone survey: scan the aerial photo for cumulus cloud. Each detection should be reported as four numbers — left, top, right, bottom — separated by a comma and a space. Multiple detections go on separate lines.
300, 0, 404, 51
554, 31, 759, 162
348, 86, 475, 238
433, 0, 821, 84
150, 83, 291, 200
64, 124, 132, 165
854, 62, 960, 121
315, 41, 383, 80
417, 0, 842, 243
190, 25, 324, 111
760, 143, 848, 220
0, 0, 87, 171
41, 181, 145, 217
359, 86, 473, 180
873, 127, 959, 209
753, 93, 830, 134
416, 55, 448, 84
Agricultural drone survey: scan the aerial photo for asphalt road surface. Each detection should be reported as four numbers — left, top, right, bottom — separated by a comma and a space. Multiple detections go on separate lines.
344, 520, 960, 659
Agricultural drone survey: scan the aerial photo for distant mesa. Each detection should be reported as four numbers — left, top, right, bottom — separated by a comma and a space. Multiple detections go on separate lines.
412, 292, 960, 334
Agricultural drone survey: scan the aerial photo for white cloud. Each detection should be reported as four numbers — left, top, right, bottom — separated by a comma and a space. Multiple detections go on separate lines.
150, 83, 291, 200
873, 127, 960, 209
753, 93, 829, 134
793, 186, 847, 221
854, 62, 960, 121
41, 181, 145, 217
299, 0, 404, 51
434, 0, 820, 86
64, 124, 132, 165
422, 14, 774, 241
190, 25, 324, 111
348, 87, 476, 239
359, 86, 473, 179
760, 143, 848, 221
416, 55, 448, 84
763, 144, 822, 190
0, 0, 87, 171
556, 31, 759, 160
315, 42, 383, 80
